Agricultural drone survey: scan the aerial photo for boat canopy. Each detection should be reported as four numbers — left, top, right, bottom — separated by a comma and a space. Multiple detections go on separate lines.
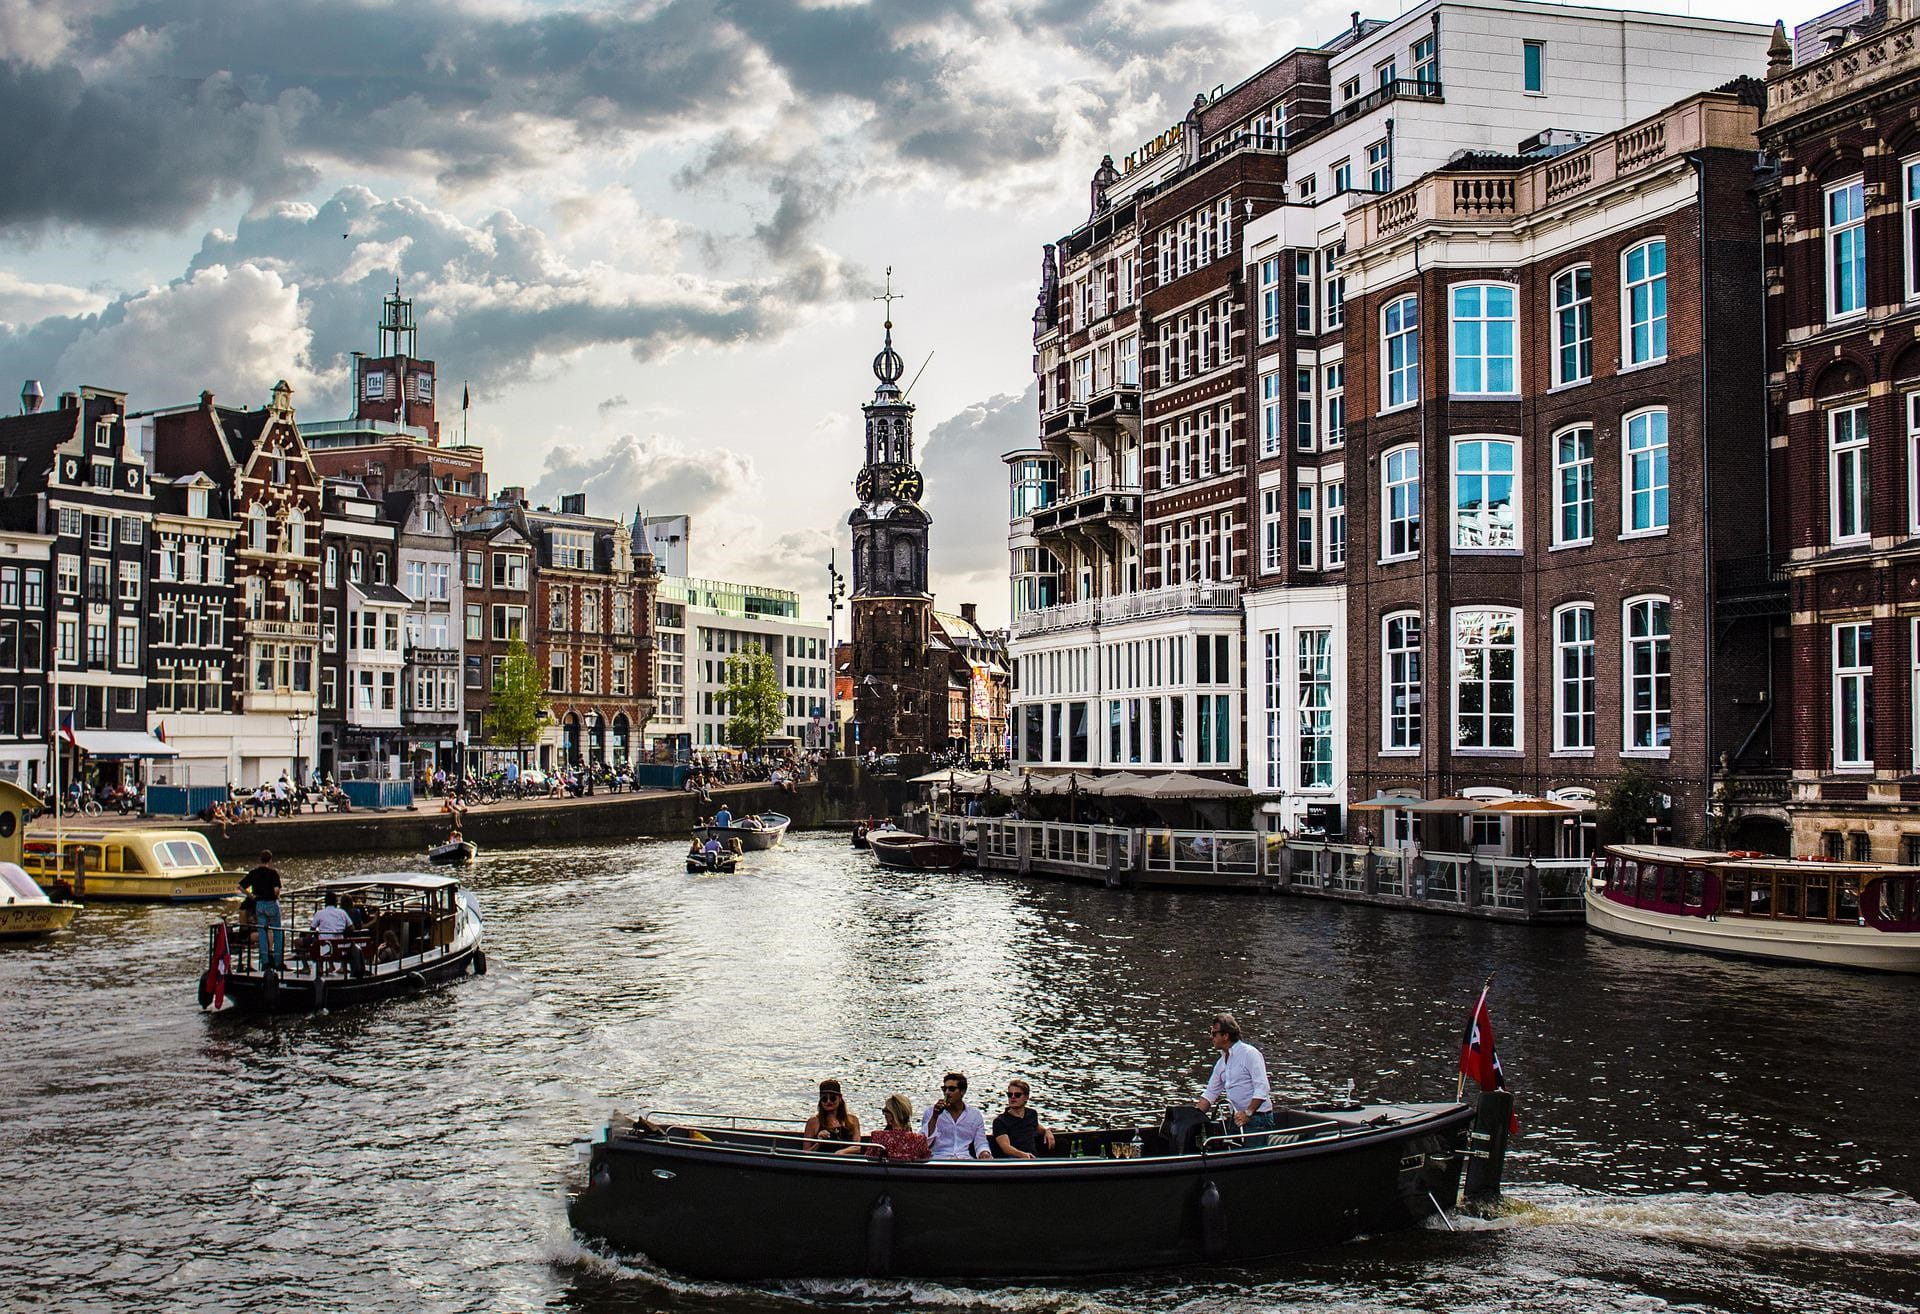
312, 873, 462, 892
0, 862, 45, 902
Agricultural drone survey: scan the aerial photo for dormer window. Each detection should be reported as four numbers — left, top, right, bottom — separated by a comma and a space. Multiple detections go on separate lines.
94, 420, 114, 449
188, 488, 210, 520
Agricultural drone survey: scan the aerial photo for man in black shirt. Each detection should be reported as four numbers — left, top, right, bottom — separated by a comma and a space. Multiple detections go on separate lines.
990, 1080, 1056, 1160
238, 851, 284, 971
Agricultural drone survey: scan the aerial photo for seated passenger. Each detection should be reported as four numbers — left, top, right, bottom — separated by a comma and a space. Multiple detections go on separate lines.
310, 891, 353, 940
923, 1072, 992, 1160
713, 805, 734, 829
688, 837, 706, 860
803, 1079, 864, 1154
701, 836, 724, 856
867, 1094, 932, 1162
991, 1079, 1056, 1160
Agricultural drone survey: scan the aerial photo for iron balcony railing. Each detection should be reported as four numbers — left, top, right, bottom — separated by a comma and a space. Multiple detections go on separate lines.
1014, 580, 1242, 637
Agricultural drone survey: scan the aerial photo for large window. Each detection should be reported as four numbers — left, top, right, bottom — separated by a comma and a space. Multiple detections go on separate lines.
1827, 178, 1867, 321
1259, 369, 1282, 457
1624, 409, 1669, 535
1453, 609, 1519, 751
1552, 266, 1593, 386
1834, 621, 1874, 769
1554, 604, 1595, 751
1383, 296, 1420, 408
1324, 480, 1347, 568
1554, 425, 1594, 546
1450, 284, 1517, 395
1383, 446, 1421, 558
1453, 438, 1517, 549
1297, 629, 1334, 789
1384, 613, 1422, 751
1263, 632, 1285, 790
1625, 597, 1672, 751
1906, 158, 1920, 302
1323, 362, 1345, 448
1624, 240, 1667, 366
1261, 489, 1285, 573
1830, 404, 1870, 545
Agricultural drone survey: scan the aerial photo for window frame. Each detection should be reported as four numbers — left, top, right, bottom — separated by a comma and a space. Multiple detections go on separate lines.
1553, 603, 1596, 753
1551, 265, 1593, 387
1825, 176, 1868, 323
1383, 611, 1422, 753
1623, 595, 1673, 755
1905, 156, 1920, 303
1449, 282, 1519, 397
1829, 402, 1871, 546
1523, 40, 1545, 93
1622, 407, 1670, 537
1622, 239, 1668, 368
1553, 424, 1595, 547
1451, 607, 1522, 753
1450, 436, 1520, 552
1382, 444, 1421, 561
1833, 620, 1874, 771
1382, 295, 1420, 410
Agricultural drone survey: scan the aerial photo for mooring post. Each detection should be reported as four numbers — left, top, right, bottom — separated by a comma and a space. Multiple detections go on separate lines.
1460, 1089, 1512, 1213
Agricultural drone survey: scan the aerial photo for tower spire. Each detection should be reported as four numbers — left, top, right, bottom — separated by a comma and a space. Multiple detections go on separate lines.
870, 266, 906, 392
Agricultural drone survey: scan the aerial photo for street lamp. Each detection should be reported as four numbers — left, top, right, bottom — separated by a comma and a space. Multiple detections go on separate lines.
289, 710, 311, 787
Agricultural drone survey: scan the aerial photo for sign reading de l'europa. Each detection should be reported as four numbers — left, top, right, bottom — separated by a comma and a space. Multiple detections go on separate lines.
1123, 122, 1184, 174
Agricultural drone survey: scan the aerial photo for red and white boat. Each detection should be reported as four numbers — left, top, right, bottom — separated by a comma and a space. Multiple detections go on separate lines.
1588, 844, 1920, 973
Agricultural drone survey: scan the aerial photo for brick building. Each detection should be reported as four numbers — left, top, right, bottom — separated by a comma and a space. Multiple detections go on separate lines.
1747, 0, 1920, 859
1339, 87, 1772, 852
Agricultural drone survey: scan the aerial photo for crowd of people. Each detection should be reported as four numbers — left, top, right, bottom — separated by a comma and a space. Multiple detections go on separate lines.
798, 1015, 1272, 1163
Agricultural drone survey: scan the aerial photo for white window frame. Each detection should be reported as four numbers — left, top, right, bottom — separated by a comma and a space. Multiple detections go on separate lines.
1623, 239, 1667, 367
1323, 479, 1347, 568
1909, 392, 1920, 537
1382, 444, 1421, 560
1321, 243, 1345, 331
1826, 177, 1867, 322
1911, 617, 1920, 771
1552, 265, 1593, 387
1258, 257, 1281, 341
1382, 295, 1419, 410
1259, 368, 1282, 457
1296, 629, 1334, 789
1624, 595, 1672, 755
1295, 368, 1315, 452
1322, 361, 1345, 448
1260, 488, 1285, 573
1382, 611, 1422, 752
1829, 403, 1870, 546
1451, 436, 1519, 551
1833, 620, 1874, 771
1553, 424, 1594, 547
1294, 482, 1318, 571
1452, 607, 1522, 753
1622, 408, 1669, 537
1449, 283, 1518, 396
1905, 157, 1920, 303
1553, 603, 1595, 753
1262, 631, 1286, 790
1366, 140, 1390, 193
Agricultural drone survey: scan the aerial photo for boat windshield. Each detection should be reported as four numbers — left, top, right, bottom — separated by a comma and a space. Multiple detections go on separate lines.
154, 839, 217, 871
0, 863, 41, 900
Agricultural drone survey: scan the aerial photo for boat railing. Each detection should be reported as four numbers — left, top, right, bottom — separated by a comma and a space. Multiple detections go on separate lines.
213, 904, 462, 977
1202, 1118, 1351, 1152
1279, 843, 1586, 917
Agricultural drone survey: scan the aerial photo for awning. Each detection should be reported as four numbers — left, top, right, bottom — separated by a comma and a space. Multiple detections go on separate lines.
70, 731, 178, 758
1404, 798, 1485, 814
1350, 792, 1425, 811
1475, 797, 1587, 815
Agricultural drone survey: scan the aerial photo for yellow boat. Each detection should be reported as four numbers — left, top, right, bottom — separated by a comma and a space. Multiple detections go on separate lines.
23, 829, 237, 902
0, 861, 80, 937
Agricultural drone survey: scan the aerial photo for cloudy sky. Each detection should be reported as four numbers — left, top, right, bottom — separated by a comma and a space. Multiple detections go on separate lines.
0, 0, 1828, 626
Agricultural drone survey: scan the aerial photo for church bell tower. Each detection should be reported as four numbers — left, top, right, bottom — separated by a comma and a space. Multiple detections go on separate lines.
848, 272, 939, 755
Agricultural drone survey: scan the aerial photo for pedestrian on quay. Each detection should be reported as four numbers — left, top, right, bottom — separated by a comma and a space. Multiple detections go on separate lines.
1194, 1013, 1274, 1142
239, 851, 285, 972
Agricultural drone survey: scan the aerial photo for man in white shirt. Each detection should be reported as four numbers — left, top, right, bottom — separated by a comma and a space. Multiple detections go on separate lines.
1195, 1013, 1275, 1141
310, 891, 354, 939
923, 1071, 992, 1159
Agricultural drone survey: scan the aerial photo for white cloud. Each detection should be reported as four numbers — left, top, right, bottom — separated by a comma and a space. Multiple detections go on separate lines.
0, 269, 106, 324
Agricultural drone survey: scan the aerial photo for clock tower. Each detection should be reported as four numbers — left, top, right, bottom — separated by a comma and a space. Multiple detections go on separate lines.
848, 280, 941, 755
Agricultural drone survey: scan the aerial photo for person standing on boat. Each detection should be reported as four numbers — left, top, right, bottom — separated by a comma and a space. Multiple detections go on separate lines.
238, 852, 284, 972
924, 1072, 992, 1159
1195, 1013, 1274, 1140
712, 804, 733, 831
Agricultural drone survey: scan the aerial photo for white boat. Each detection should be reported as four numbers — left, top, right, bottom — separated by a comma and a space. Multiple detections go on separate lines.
0, 861, 80, 939
1588, 844, 1920, 973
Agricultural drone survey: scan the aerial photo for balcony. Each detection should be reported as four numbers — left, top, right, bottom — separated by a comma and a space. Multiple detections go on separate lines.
1030, 486, 1141, 558
1714, 555, 1789, 620
246, 619, 320, 642
1290, 79, 1444, 153
1014, 579, 1241, 638
405, 645, 460, 667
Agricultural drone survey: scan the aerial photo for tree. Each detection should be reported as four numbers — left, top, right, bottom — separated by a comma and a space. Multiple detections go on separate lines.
1599, 763, 1665, 844
721, 646, 784, 753
484, 636, 550, 768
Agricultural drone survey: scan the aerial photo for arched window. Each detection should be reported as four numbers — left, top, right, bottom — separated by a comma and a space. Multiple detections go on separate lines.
1382, 445, 1421, 559
1452, 608, 1520, 751
1553, 603, 1595, 751
1449, 283, 1517, 395
1451, 437, 1518, 549
1382, 611, 1422, 751
1624, 596, 1672, 752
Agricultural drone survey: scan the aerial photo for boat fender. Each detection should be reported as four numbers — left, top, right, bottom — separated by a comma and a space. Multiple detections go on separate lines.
472, 950, 487, 976
866, 1193, 895, 1277
1198, 1179, 1225, 1260
406, 971, 427, 990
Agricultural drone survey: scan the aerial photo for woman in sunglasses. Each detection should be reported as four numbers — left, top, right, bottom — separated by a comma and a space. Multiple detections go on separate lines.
803, 1078, 864, 1154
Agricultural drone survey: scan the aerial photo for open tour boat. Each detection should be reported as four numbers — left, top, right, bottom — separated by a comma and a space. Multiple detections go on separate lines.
1588, 844, 1920, 973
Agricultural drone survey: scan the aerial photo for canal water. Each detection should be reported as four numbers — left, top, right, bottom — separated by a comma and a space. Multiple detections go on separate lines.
3, 831, 1917, 1313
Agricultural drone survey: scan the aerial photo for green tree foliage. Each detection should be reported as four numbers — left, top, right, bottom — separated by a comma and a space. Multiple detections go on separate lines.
484, 636, 550, 767
1599, 763, 1665, 843
721, 646, 784, 752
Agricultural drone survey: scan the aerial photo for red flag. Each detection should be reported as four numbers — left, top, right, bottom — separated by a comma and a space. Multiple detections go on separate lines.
1459, 985, 1506, 1093
202, 923, 230, 1010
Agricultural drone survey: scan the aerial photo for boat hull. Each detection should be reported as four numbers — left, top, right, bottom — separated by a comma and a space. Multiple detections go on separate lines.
868, 834, 967, 870
64, 872, 236, 902
1584, 886, 1920, 973
0, 902, 81, 938
686, 857, 738, 874
697, 815, 789, 851
570, 1103, 1471, 1280
428, 841, 477, 867
219, 940, 482, 1012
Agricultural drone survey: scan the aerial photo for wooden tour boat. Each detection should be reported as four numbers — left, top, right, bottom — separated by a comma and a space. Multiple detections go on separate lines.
200, 873, 484, 1013
1588, 844, 1920, 973
0, 861, 80, 939
696, 812, 789, 851
867, 831, 966, 871
570, 1096, 1499, 1280
25, 828, 236, 902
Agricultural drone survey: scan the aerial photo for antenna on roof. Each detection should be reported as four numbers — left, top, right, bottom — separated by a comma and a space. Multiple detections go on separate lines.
903, 352, 935, 400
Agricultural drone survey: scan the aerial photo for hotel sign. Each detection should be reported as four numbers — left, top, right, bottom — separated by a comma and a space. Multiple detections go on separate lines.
1123, 123, 1184, 175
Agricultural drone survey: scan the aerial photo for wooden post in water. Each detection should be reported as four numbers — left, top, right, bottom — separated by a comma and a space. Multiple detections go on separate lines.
72, 846, 87, 900
1460, 1089, 1512, 1213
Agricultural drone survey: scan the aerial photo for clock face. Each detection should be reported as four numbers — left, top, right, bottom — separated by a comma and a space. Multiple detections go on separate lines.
890, 467, 924, 502
854, 469, 877, 502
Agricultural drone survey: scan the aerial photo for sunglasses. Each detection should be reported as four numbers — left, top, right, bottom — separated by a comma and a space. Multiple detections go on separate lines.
941, 1085, 961, 1092
1005, 1090, 1026, 1099
820, 1092, 841, 1101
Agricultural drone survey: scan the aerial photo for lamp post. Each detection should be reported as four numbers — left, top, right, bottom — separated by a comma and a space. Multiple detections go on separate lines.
289, 710, 311, 787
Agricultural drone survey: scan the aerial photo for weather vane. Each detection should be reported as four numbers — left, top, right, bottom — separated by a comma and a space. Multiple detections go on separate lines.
873, 266, 902, 325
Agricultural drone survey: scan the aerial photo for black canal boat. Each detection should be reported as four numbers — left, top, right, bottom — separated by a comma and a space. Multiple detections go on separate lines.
570, 1100, 1482, 1280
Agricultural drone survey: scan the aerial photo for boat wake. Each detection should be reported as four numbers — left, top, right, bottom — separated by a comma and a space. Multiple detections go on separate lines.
1493, 1183, 1920, 1257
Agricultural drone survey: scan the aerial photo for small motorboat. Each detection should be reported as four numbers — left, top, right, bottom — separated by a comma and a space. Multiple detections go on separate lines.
687, 851, 739, 874
571, 1096, 1501, 1280
850, 823, 871, 850
200, 873, 483, 1013
867, 832, 967, 871
0, 861, 81, 939
428, 839, 478, 866
696, 812, 790, 851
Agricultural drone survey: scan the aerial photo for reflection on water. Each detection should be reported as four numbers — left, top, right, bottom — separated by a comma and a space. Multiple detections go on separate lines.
2, 832, 1916, 1313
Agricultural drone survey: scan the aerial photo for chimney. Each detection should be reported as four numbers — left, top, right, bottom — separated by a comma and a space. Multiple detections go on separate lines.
57, 391, 79, 411
20, 380, 43, 415
960, 602, 979, 627
499, 485, 526, 506
560, 492, 587, 516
